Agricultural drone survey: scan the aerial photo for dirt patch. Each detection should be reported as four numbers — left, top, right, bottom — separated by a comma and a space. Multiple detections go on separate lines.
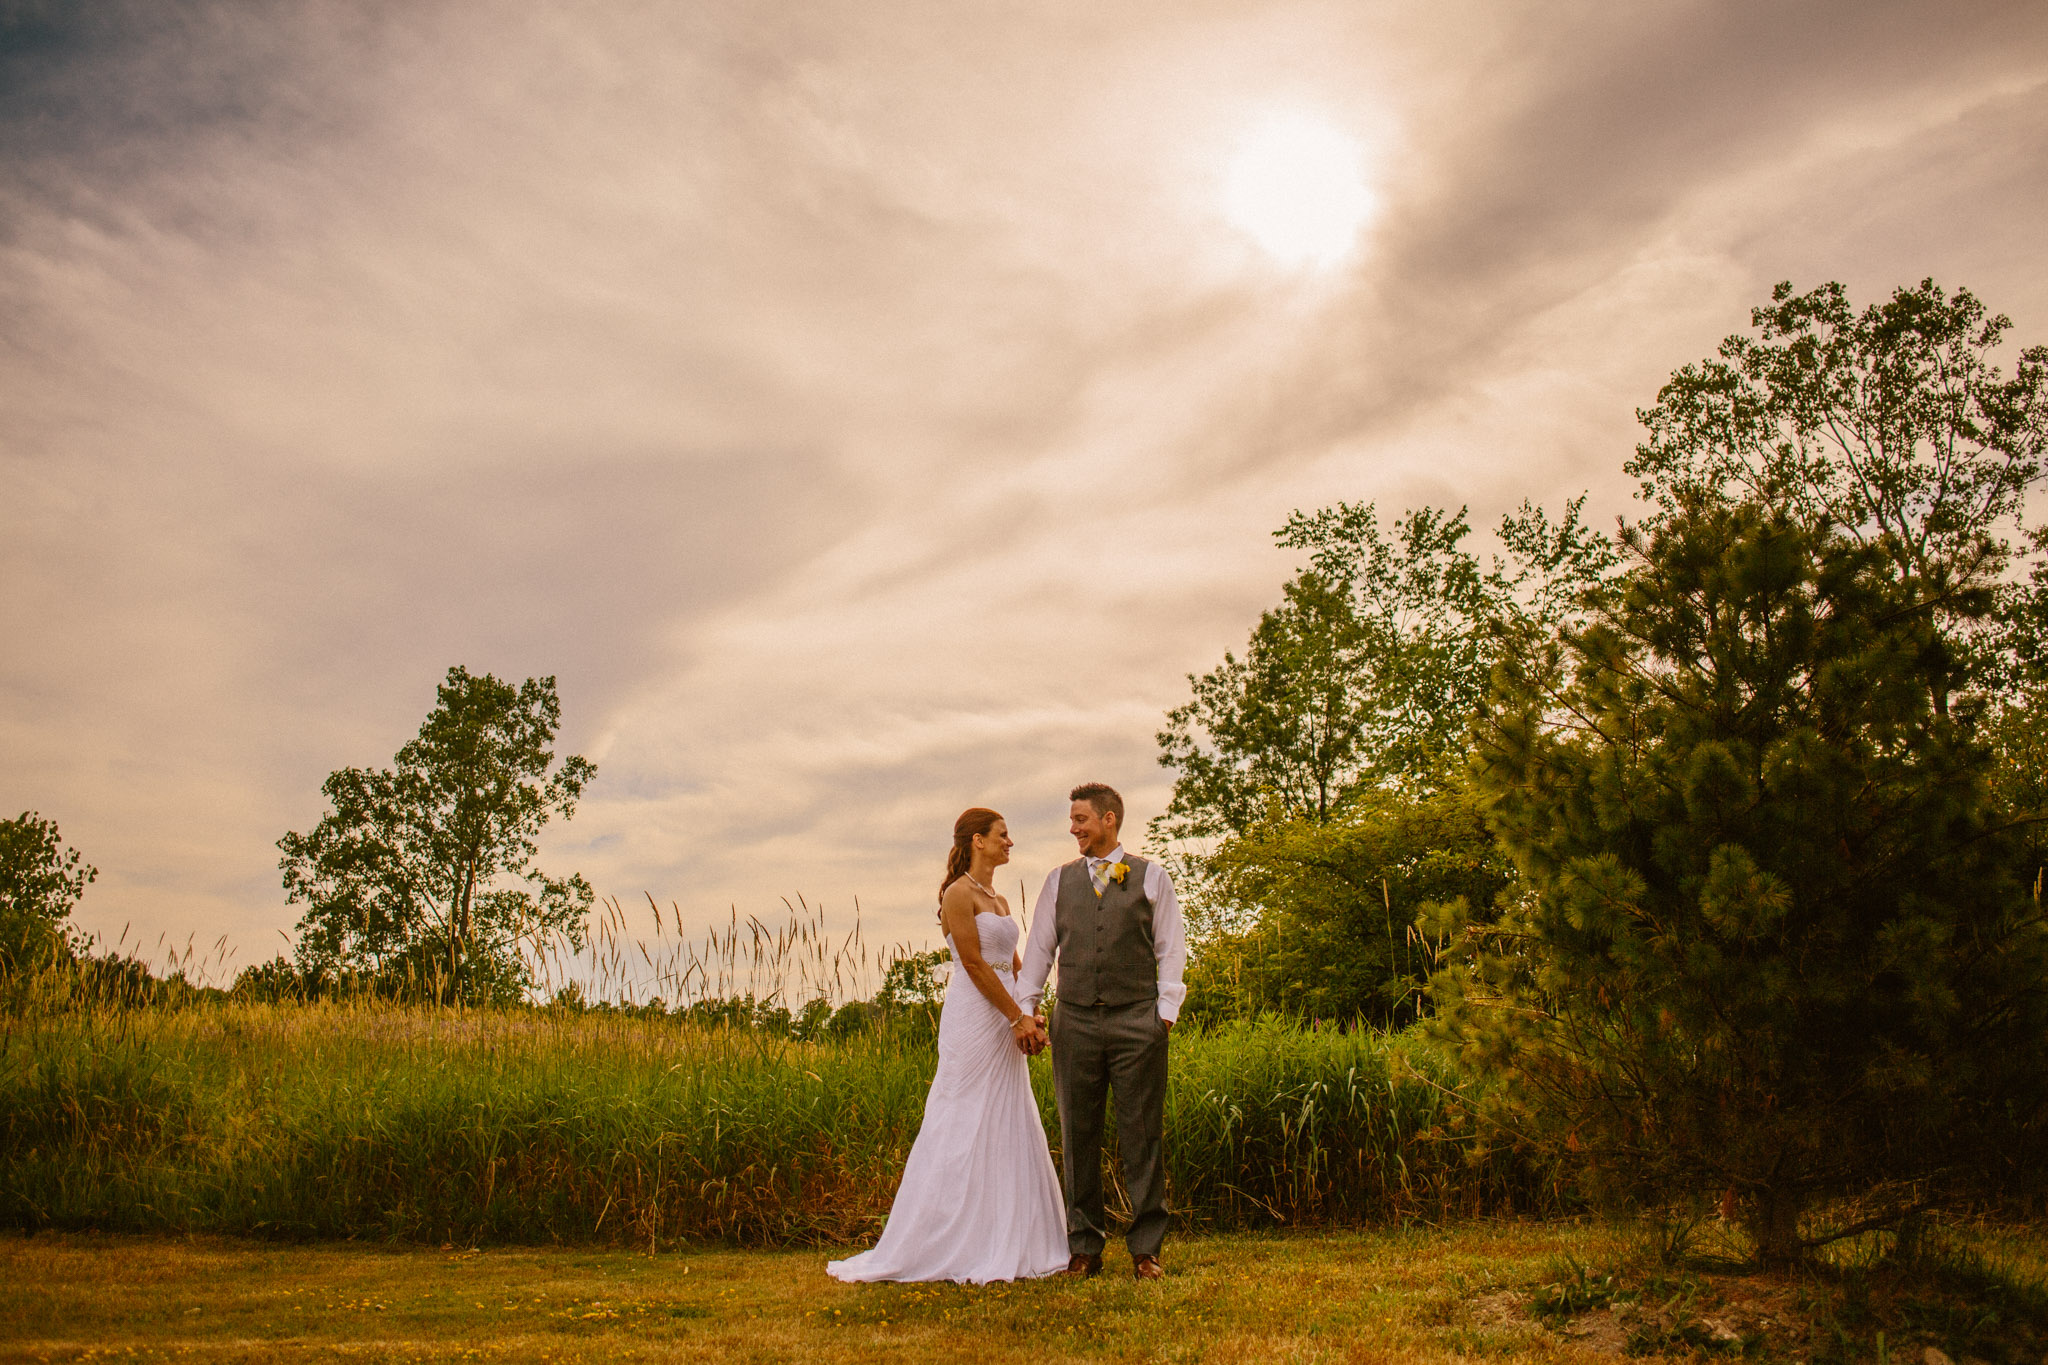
1470, 1289, 1533, 1330
1503, 1257, 2048, 1365
1558, 1306, 1631, 1356
1525, 1277, 1811, 1359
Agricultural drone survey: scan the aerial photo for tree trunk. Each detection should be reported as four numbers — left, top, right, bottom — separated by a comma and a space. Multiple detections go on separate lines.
451, 863, 475, 1001
1893, 1210, 1928, 1265
1742, 1187, 1806, 1267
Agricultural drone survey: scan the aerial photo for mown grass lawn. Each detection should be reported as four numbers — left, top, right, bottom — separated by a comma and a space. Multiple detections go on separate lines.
5, 1220, 2043, 1364
0, 1221, 1629, 1364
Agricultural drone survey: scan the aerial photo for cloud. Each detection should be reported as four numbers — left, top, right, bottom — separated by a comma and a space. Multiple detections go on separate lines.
3, 0, 2045, 973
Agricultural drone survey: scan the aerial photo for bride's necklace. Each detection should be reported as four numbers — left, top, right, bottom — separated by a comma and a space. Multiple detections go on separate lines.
962, 871, 999, 901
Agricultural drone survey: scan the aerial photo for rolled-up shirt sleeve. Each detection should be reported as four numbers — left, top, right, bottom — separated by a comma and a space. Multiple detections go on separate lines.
1017, 870, 1060, 1012
1149, 861, 1187, 1023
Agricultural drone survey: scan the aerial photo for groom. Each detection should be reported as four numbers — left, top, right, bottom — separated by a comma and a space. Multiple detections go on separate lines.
1017, 782, 1187, 1281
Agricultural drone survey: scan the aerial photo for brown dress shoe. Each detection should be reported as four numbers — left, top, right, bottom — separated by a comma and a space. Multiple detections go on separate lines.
1132, 1253, 1164, 1280
1061, 1252, 1102, 1278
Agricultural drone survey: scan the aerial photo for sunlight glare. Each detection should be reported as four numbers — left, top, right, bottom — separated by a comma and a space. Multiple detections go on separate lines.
1222, 111, 1375, 268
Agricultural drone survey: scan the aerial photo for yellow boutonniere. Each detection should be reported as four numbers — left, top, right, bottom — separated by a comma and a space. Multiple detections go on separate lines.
1107, 861, 1129, 884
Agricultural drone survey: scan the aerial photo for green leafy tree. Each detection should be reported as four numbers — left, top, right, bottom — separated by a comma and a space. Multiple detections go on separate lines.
1628, 278, 2048, 706
1155, 498, 1614, 1016
1157, 499, 1616, 846
278, 666, 596, 1002
0, 811, 95, 973
1156, 571, 1374, 842
1181, 779, 1510, 1028
230, 955, 311, 1002
1430, 498, 2048, 1264
1987, 681, 2048, 891
876, 947, 949, 1008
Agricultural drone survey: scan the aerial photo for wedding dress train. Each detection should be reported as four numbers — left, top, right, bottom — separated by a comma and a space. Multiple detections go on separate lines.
827, 911, 1069, 1283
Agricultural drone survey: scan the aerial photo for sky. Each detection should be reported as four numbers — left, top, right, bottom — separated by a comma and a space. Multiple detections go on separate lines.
5, 0, 2047, 988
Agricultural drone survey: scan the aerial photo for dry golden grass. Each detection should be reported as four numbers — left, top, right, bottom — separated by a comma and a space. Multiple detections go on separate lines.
12, 1220, 2048, 1363
0, 1222, 1629, 1364
12, 1220, 2046, 1364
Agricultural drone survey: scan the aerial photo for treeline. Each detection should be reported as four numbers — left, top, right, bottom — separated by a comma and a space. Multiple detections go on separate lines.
0, 812, 208, 1009
1159, 279, 2048, 1261
3, 776, 953, 1036
227, 944, 956, 1044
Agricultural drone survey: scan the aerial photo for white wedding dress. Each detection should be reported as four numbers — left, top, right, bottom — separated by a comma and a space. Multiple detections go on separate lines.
827, 912, 1070, 1283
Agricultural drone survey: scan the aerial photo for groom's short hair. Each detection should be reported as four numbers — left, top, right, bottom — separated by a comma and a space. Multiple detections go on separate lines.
1069, 783, 1124, 826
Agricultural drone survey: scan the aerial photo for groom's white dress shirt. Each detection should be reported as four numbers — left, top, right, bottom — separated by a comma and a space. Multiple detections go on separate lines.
1016, 846, 1188, 1024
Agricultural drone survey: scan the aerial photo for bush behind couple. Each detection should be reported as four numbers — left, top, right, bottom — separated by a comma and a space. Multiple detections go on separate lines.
827, 782, 1186, 1285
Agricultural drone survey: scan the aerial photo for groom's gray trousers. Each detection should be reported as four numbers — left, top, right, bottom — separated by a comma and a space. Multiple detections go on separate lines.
1049, 997, 1170, 1258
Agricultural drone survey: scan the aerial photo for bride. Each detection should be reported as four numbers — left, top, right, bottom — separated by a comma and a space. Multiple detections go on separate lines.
827, 808, 1069, 1283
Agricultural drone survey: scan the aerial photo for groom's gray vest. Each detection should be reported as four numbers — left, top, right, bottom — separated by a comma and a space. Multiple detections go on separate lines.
1053, 855, 1157, 1007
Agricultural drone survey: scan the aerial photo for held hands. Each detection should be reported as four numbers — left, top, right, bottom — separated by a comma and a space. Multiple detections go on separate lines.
1011, 1013, 1049, 1056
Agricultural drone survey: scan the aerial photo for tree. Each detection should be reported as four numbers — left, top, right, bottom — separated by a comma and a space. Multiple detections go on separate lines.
1429, 497, 2048, 1263
279, 666, 596, 1002
1156, 500, 1616, 846
0, 811, 95, 973
1628, 278, 2048, 705
231, 955, 312, 1002
876, 947, 949, 1009
1181, 779, 1511, 1028
1987, 681, 2048, 891
1156, 572, 1374, 842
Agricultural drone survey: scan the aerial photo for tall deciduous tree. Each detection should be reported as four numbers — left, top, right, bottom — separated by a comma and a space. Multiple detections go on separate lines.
1182, 779, 1510, 1027
279, 667, 595, 1001
1156, 571, 1373, 842
1628, 278, 2048, 705
1429, 498, 2048, 1264
1156, 499, 1615, 845
0, 811, 95, 972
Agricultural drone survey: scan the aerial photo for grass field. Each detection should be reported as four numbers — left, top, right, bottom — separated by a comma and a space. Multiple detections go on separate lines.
8, 991, 2044, 1364
6, 1220, 2045, 1365
0, 1222, 1628, 1364
1, 1001, 1546, 1245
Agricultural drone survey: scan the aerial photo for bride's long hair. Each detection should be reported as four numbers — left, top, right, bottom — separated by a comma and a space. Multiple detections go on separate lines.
939, 808, 1004, 914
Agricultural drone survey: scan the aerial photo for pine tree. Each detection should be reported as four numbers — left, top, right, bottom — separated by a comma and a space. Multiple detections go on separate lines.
1428, 498, 2048, 1264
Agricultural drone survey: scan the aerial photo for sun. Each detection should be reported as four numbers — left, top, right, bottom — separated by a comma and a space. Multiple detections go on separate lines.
1222, 111, 1375, 268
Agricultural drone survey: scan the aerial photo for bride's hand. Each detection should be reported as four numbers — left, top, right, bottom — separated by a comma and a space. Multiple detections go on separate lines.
1011, 1014, 1048, 1054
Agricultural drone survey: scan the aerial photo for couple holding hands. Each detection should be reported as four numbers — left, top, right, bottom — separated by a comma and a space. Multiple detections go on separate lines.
828, 782, 1187, 1284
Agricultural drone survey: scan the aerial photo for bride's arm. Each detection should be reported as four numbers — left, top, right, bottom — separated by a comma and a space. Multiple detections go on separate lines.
939, 884, 1032, 1029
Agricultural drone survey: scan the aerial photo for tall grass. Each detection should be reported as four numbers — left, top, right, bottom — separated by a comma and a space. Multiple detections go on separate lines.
53, 891, 930, 1015
0, 894, 1560, 1246
0, 999, 1555, 1247
1164, 1019, 1543, 1226
547, 894, 898, 1013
